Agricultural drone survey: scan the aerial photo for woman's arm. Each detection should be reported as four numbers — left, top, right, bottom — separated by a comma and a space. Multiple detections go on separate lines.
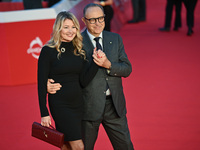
79, 48, 99, 87
37, 46, 51, 124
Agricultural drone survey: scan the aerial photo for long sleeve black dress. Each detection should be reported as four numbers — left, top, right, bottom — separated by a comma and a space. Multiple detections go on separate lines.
38, 41, 98, 141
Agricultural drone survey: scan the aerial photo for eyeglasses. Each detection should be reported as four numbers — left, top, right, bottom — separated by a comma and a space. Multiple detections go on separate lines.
84, 15, 105, 24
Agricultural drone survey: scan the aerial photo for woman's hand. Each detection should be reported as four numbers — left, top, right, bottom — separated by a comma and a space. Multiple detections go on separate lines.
97, 49, 105, 58
92, 48, 111, 69
41, 116, 51, 127
93, 47, 105, 58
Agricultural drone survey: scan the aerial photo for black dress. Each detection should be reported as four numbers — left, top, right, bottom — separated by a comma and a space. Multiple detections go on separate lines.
38, 42, 98, 141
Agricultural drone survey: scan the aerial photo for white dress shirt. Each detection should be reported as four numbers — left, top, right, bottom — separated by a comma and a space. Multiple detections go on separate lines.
86, 30, 111, 96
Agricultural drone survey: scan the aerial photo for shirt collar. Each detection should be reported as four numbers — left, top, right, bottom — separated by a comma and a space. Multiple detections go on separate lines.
86, 30, 103, 41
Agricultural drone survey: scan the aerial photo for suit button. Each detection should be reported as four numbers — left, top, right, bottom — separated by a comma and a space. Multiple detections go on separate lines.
114, 73, 117, 76
106, 78, 108, 80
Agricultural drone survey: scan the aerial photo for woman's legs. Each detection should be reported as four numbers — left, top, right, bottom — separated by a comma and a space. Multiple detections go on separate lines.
61, 140, 84, 150
69, 140, 84, 150
61, 142, 71, 150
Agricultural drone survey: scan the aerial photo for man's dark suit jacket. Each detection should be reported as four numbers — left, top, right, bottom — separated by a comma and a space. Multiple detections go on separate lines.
81, 30, 132, 121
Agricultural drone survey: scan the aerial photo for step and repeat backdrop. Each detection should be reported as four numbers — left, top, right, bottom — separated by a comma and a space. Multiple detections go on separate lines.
0, 0, 132, 85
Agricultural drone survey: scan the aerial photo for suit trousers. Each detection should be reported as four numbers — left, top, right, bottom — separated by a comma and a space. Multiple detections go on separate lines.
182, 0, 198, 28
164, 0, 182, 28
103, 5, 114, 31
82, 97, 134, 150
131, 0, 146, 21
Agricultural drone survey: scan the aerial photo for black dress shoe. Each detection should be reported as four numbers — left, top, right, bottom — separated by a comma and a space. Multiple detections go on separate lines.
173, 27, 179, 31
138, 18, 146, 22
159, 27, 170, 32
128, 19, 139, 23
187, 31, 192, 36
187, 30, 193, 36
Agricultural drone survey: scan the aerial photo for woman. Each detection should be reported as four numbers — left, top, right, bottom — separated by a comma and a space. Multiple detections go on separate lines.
37, 11, 99, 150
94, 0, 114, 31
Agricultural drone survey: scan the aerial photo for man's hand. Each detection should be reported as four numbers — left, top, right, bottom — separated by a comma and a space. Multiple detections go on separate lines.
93, 49, 111, 69
47, 79, 62, 94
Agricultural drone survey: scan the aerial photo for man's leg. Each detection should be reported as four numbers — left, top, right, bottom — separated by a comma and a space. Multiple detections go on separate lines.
164, 0, 174, 28
159, 0, 173, 31
183, 0, 197, 35
128, 0, 140, 23
174, 0, 182, 29
102, 97, 134, 150
188, 0, 198, 28
139, 0, 146, 21
133, 0, 139, 21
82, 120, 101, 150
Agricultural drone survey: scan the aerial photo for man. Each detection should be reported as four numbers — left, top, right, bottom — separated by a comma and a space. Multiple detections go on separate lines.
159, 0, 182, 32
182, 0, 198, 36
128, 0, 146, 23
47, 3, 134, 150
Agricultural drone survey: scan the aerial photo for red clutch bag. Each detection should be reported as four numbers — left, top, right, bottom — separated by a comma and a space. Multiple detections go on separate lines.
31, 122, 64, 148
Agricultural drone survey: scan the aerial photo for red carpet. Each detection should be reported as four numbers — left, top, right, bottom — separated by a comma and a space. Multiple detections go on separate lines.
1, 0, 200, 150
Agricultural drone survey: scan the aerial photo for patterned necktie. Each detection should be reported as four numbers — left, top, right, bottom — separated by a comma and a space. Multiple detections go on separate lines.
94, 37, 102, 51
94, 37, 109, 92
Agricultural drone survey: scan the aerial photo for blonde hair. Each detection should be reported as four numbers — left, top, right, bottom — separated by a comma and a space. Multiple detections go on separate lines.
46, 11, 86, 59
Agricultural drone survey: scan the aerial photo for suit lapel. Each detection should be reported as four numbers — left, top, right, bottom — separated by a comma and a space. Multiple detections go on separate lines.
82, 30, 94, 61
102, 31, 113, 59
82, 30, 113, 61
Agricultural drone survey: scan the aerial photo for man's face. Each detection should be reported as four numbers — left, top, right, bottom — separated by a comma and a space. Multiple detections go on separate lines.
82, 6, 105, 37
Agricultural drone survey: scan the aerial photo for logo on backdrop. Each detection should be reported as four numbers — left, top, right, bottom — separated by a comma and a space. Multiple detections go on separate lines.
27, 37, 43, 59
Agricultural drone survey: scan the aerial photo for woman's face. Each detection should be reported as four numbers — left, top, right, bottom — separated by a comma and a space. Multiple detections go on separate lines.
60, 19, 77, 42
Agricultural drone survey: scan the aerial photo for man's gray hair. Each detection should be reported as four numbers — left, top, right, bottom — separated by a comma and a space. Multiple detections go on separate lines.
83, 3, 104, 17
